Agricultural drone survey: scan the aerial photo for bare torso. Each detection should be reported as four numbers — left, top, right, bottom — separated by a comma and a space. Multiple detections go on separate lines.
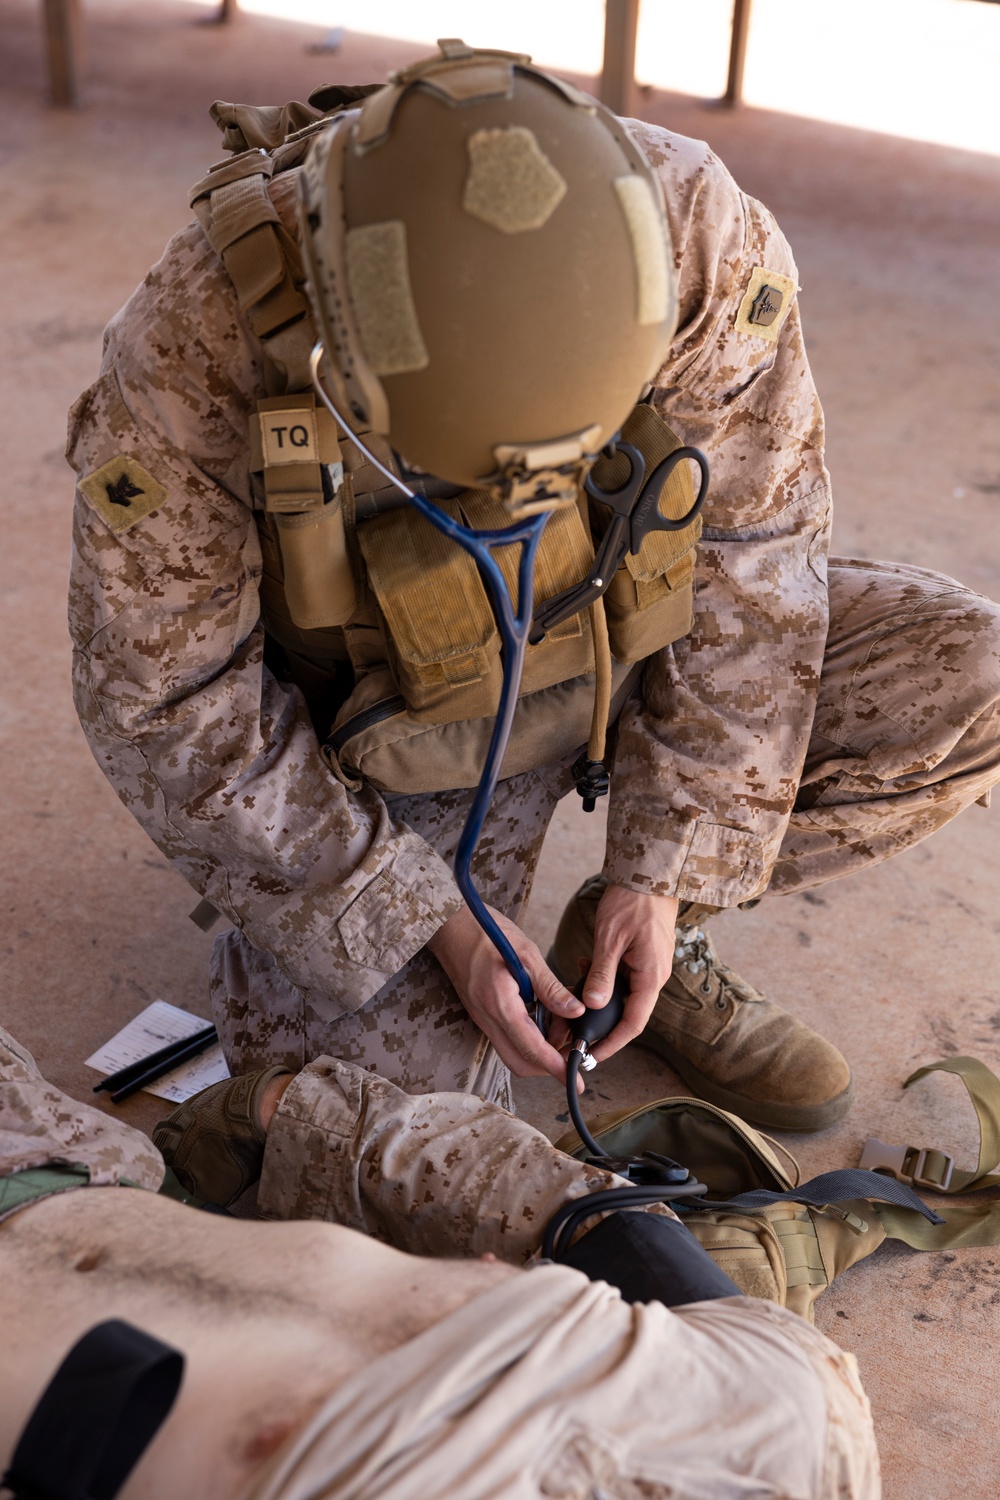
0, 1187, 518, 1499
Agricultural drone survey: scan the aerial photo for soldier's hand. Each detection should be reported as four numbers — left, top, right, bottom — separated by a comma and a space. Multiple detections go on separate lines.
582, 885, 679, 1063
427, 904, 586, 1081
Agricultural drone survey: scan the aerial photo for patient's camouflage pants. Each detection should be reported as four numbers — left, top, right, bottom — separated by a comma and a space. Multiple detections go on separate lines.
212, 558, 1000, 1099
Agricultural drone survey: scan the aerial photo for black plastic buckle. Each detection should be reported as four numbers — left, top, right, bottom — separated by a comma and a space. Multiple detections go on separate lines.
573, 752, 610, 812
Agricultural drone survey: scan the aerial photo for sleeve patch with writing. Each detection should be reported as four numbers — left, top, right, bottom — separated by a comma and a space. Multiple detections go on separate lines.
78, 455, 167, 534
734, 267, 798, 343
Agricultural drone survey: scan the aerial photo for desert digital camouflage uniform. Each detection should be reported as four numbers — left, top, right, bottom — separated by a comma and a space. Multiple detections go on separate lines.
67, 122, 1000, 1099
0, 1019, 624, 1250
0, 1025, 164, 1215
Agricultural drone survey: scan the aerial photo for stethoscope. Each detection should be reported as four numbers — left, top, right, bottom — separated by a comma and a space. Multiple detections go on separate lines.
311, 347, 710, 1176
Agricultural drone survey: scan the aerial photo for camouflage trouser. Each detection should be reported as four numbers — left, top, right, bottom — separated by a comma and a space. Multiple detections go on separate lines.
0, 1023, 631, 1259
769, 558, 1000, 892
213, 557, 1000, 1099
211, 762, 577, 1105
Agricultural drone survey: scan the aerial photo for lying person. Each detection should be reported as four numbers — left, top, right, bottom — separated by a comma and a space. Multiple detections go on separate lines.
0, 1025, 878, 1499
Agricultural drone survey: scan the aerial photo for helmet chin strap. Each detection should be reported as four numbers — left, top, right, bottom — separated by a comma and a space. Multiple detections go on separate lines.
311, 344, 554, 1026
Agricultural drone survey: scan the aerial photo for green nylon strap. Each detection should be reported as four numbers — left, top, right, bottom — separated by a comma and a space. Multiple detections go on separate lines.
904, 1055, 1000, 1192
0, 1164, 91, 1219
866, 1055, 1000, 1250
0, 1166, 148, 1223
876, 1199, 1000, 1250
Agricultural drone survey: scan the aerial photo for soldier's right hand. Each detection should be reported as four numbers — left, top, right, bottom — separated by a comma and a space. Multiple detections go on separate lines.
427, 904, 587, 1082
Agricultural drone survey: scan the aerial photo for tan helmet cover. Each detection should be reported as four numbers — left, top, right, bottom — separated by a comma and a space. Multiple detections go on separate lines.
299, 40, 678, 507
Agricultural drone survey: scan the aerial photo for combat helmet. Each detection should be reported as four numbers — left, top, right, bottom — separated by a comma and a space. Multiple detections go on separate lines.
298, 39, 678, 513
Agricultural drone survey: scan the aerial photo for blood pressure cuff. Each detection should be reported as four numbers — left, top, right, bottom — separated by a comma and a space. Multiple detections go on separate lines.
1, 1320, 183, 1500
560, 1209, 742, 1308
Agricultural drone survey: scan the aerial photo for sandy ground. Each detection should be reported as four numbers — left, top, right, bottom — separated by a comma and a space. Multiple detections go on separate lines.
2, 2, 1000, 1493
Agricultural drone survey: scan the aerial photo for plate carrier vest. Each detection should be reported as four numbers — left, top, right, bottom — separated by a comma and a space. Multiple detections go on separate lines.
190, 94, 703, 797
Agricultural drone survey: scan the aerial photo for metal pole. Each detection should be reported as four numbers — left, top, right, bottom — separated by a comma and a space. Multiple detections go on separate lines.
43, 0, 83, 107
723, 0, 753, 106
600, 0, 640, 118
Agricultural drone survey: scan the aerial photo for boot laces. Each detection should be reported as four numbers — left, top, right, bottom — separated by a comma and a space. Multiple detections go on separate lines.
674, 927, 733, 1007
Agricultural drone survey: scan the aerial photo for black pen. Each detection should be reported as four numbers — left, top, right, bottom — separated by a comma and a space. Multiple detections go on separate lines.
108, 1026, 221, 1104
93, 1024, 218, 1096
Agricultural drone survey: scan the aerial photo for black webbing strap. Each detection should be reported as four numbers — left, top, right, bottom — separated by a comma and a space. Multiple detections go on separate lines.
2, 1320, 184, 1500
697, 1168, 945, 1222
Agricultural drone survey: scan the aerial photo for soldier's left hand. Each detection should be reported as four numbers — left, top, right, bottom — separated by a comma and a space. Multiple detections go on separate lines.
427, 902, 587, 1081
580, 885, 679, 1062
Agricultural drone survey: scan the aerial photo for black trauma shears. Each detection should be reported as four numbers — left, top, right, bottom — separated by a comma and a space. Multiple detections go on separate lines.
530, 439, 710, 643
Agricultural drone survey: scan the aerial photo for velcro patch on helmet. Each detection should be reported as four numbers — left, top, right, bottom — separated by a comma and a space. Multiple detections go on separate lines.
613, 176, 670, 327
734, 267, 797, 343
344, 221, 430, 376
78, 455, 167, 534
462, 126, 567, 234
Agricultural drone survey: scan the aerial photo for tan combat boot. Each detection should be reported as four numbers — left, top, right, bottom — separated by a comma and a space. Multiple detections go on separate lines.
548, 875, 853, 1133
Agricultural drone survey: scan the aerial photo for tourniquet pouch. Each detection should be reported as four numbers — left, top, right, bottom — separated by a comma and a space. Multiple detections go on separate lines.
250, 393, 357, 633
554, 1097, 886, 1322
256, 508, 356, 727
588, 401, 702, 663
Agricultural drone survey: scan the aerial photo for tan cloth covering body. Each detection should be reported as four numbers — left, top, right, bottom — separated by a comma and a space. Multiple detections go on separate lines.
242, 1265, 879, 1500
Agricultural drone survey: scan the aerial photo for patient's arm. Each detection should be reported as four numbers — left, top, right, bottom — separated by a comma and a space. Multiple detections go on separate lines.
258, 1054, 676, 1262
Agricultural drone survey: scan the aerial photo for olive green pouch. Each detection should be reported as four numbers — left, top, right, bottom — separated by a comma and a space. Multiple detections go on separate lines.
556, 1060, 1000, 1321
555, 1097, 884, 1323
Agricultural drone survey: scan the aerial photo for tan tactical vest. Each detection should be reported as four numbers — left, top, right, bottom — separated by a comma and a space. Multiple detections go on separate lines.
190, 97, 702, 797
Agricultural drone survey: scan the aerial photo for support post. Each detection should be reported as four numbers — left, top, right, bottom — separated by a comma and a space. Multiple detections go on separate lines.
723, 0, 753, 107
43, 0, 83, 108
600, 0, 640, 118
201, 0, 237, 22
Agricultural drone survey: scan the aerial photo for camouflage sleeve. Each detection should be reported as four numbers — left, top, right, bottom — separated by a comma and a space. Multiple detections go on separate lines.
604, 127, 831, 908
66, 224, 462, 1016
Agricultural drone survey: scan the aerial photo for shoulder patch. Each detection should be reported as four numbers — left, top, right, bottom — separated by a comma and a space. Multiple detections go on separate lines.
734, 267, 797, 343
78, 455, 166, 534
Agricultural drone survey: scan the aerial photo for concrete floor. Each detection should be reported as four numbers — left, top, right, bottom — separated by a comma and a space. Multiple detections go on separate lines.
2, 2, 1000, 1493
